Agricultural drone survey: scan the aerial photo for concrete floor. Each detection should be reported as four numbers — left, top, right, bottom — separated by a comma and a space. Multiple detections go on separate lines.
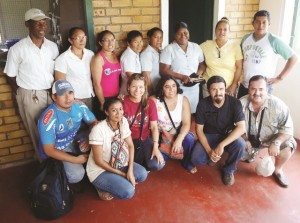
1, 142, 300, 223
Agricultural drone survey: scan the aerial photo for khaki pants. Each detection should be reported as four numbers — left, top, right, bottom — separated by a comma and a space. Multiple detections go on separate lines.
16, 87, 52, 162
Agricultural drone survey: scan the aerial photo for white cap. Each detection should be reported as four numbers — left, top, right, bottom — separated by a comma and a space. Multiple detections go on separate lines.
25, 8, 50, 21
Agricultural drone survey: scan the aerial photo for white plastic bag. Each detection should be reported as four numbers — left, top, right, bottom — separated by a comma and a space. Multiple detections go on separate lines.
255, 155, 275, 177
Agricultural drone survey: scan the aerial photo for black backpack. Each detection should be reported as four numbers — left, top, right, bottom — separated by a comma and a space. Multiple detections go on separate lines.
27, 158, 74, 220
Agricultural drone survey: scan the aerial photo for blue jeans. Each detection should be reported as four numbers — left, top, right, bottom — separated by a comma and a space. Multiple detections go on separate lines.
162, 131, 195, 171
135, 133, 195, 171
191, 134, 245, 174
92, 163, 147, 200
62, 130, 89, 184
141, 136, 165, 171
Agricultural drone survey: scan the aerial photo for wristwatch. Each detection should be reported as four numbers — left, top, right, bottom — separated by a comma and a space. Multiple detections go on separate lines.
272, 140, 281, 147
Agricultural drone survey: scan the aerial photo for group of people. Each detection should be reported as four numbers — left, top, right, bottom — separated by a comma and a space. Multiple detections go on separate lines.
4, 8, 297, 201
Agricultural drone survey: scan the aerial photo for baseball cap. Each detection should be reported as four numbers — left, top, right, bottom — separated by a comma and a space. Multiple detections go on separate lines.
25, 8, 50, 21
52, 80, 74, 96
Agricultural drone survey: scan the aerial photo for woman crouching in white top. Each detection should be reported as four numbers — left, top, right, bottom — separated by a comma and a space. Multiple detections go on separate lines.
87, 98, 147, 200
150, 75, 196, 173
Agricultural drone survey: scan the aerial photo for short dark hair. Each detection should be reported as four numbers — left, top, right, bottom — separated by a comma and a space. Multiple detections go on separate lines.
68, 27, 85, 38
147, 27, 163, 38
126, 30, 143, 43
248, 75, 268, 87
155, 75, 183, 102
207, 75, 226, 91
103, 97, 122, 112
253, 10, 270, 23
173, 22, 189, 35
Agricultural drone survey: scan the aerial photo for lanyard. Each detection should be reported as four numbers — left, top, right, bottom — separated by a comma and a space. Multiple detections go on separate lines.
248, 108, 265, 140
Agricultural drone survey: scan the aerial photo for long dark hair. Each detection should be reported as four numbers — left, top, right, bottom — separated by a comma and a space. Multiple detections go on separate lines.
155, 75, 183, 102
103, 97, 122, 112
96, 30, 115, 52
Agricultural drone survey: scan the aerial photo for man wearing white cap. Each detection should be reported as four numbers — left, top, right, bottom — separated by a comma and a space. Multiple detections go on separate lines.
38, 80, 97, 184
4, 8, 59, 161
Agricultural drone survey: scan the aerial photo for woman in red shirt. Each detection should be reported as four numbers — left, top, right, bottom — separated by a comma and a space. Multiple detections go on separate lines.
123, 73, 165, 171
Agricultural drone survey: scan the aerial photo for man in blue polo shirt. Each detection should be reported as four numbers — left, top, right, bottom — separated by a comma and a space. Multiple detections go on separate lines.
38, 80, 97, 183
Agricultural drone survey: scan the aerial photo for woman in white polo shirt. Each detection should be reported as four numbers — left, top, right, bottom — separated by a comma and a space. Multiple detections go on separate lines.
120, 30, 143, 95
140, 27, 163, 95
160, 22, 205, 113
55, 27, 95, 110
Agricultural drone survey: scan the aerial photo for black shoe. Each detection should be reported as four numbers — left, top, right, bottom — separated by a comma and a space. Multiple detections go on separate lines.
222, 172, 235, 186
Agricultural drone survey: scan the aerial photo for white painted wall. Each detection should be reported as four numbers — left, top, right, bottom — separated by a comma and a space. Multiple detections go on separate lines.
260, 0, 300, 139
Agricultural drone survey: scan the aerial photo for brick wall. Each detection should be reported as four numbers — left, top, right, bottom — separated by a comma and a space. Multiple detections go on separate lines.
224, 0, 260, 42
0, 68, 35, 168
0, 0, 260, 167
92, 0, 161, 55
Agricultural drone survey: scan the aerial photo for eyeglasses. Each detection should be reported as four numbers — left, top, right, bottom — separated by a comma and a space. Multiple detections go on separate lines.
72, 35, 87, 41
101, 38, 115, 43
216, 47, 221, 58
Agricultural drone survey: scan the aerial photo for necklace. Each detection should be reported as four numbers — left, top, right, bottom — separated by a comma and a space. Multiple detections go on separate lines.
106, 119, 123, 142
106, 119, 119, 131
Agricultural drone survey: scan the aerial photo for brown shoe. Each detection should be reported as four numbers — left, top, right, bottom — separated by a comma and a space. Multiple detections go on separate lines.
96, 189, 114, 201
222, 173, 235, 186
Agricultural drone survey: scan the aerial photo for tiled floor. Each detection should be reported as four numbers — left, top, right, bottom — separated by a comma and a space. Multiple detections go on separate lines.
1, 140, 300, 223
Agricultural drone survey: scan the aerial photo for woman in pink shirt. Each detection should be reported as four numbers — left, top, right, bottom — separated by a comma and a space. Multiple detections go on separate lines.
91, 30, 121, 120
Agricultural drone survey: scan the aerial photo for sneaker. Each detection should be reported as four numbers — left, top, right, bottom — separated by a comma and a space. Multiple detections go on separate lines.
222, 173, 235, 186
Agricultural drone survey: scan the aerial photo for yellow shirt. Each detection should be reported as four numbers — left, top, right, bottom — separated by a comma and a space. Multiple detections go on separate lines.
200, 40, 243, 87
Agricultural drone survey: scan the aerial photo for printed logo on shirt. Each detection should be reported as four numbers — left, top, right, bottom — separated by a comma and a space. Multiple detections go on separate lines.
59, 124, 64, 131
43, 109, 54, 125
243, 44, 266, 64
104, 68, 112, 75
104, 68, 121, 76
66, 118, 73, 129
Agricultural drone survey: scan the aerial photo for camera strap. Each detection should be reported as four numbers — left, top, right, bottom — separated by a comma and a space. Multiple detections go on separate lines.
248, 108, 265, 141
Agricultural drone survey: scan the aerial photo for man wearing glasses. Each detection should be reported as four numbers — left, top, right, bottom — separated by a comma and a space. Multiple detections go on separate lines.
4, 8, 59, 161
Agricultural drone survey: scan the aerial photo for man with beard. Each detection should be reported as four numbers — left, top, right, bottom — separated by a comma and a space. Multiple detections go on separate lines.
38, 80, 97, 184
4, 8, 59, 161
191, 76, 246, 186
240, 75, 296, 187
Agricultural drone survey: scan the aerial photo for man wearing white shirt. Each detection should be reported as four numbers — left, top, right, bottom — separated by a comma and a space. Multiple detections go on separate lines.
4, 8, 59, 161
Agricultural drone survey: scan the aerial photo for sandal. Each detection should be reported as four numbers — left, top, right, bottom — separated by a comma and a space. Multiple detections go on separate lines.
96, 189, 114, 201
189, 167, 197, 174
